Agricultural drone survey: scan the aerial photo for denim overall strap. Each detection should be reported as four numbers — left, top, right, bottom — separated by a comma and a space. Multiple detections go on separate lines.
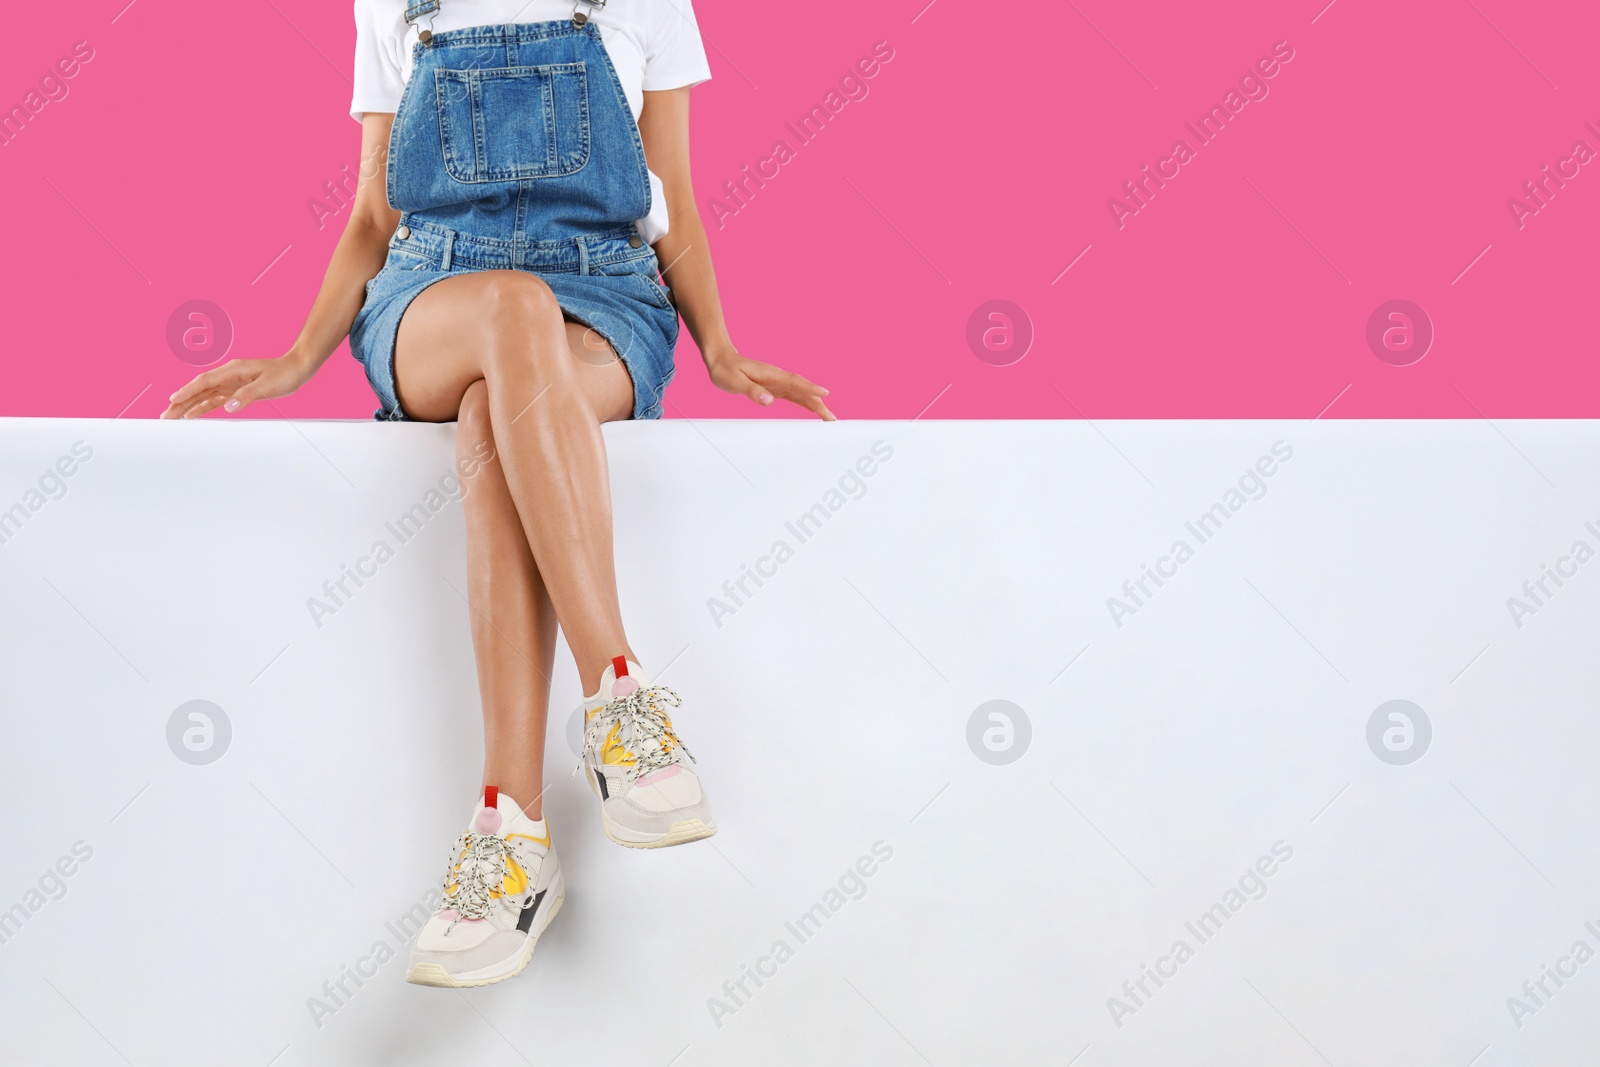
570, 0, 607, 27
409, 0, 610, 29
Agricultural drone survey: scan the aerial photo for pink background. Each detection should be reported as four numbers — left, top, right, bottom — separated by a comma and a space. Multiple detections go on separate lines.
1, 0, 1595, 420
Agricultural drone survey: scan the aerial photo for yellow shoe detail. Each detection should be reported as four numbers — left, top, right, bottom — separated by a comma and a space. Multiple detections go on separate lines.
601, 722, 638, 767
445, 831, 539, 900
499, 854, 528, 897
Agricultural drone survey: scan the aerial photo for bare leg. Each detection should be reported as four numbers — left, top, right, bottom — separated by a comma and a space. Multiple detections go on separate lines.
395, 271, 641, 815
455, 379, 558, 816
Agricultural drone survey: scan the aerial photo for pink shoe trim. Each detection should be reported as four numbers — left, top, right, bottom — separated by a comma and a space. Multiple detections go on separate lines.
612, 675, 639, 697
474, 807, 503, 834
636, 764, 682, 787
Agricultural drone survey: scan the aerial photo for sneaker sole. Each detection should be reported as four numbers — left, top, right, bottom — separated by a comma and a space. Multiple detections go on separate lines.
602, 814, 718, 849
404, 889, 566, 988
585, 765, 718, 848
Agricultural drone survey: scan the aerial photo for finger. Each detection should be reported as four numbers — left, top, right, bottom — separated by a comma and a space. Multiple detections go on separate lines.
742, 378, 774, 407
180, 390, 228, 420
179, 392, 221, 420
168, 372, 222, 409
161, 388, 198, 418
789, 383, 836, 420
161, 391, 216, 420
224, 378, 267, 414
168, 362, 245, 408
801, 394, 837, 421
772, 383, 835, 421
747, 362, 829, 399
785, 371, 829, 397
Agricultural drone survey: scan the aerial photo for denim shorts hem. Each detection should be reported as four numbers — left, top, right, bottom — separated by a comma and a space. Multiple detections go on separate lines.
349, 265, 678, 423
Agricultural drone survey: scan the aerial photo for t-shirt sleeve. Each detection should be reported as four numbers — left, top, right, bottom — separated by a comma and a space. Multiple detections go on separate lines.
350, 0, 406, 121
642, 0, 713, 91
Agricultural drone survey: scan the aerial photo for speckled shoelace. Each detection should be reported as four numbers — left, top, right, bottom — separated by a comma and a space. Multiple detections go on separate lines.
437, 830, 520, 931
576, 684, 696, 781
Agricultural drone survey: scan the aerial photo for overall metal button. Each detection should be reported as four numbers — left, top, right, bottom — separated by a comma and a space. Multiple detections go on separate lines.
628, 234, 642, 248
396, 225, 412, 240
418, 29, 433, 43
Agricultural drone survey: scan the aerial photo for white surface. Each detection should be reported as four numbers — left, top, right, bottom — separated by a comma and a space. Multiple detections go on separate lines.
0, 416, 1597, 1067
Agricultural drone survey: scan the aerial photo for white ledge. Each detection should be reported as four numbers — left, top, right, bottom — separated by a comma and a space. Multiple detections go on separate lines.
1, 417, 1595, 1063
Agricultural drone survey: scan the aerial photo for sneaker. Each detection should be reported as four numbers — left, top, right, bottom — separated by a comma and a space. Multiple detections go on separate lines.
578, 656, 717, 848
405, 786, 565, 988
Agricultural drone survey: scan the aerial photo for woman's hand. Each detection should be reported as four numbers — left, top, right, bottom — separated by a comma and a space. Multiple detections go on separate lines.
159, 353, 317, 420
639, 91, 830, 420
706, 349, 835, 421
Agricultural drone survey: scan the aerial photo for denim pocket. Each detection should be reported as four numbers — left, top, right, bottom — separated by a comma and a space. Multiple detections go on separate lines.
386, 246, 433, 271
637, 272, 673, 311
435, 63, 591, 183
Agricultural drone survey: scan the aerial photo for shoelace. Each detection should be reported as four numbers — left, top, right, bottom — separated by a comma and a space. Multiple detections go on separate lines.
437, 830, 522, 931
574, 683, 696, 781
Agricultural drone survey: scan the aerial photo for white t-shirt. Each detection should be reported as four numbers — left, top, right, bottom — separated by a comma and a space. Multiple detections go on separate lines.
351, 0, 712, 243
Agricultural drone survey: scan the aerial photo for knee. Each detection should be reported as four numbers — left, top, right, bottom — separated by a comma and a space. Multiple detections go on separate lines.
477, 272, 567, 374
480, 272, 561, 330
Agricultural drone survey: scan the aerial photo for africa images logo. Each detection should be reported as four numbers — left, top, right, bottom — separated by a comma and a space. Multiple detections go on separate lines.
1106, 40, 1297, 229
706, 841, 894, 1028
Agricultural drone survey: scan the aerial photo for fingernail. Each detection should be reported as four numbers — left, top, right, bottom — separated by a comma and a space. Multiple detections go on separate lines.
818, 388, 830, 396
760, 393, 773, 405
224, 399, 240, 412
168, 393, 178, 402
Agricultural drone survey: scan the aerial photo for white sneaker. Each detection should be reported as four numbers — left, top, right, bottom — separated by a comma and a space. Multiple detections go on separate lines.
579, 656, 717, 848
405, 787, 565, 988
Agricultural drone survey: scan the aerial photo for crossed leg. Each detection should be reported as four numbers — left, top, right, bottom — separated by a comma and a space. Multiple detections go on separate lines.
393, 269, 640, 818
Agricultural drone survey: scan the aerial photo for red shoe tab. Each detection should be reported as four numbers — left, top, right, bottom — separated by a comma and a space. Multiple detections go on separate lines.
484, 785, 499, 810
612, 656, 629, 678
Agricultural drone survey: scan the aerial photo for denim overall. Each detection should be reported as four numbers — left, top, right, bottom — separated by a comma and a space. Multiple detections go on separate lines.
349, 1, 679, 421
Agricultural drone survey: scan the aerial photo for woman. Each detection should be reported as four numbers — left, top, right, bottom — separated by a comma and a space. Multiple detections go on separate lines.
161, 0, 833, 988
